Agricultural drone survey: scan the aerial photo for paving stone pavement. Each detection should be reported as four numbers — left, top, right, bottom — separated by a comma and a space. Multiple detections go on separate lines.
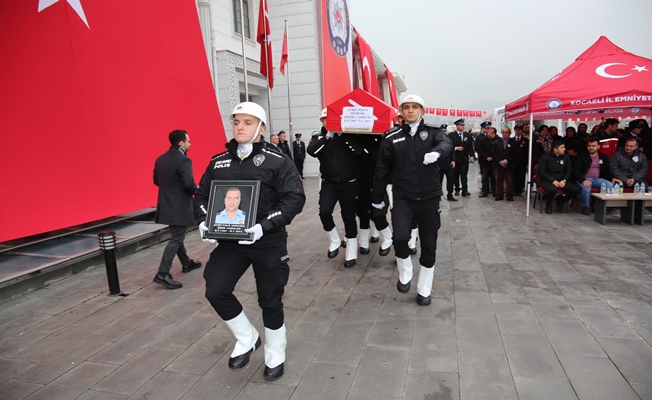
2, 171, 652, 400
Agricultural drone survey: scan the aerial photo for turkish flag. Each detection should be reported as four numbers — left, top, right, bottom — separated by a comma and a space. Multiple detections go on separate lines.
280, 23, 288, 76
257, 0, 274, 88
0, 1, 225, 242
355, 29, 380, 98
436, 108, 442, 116
442, 109, 449, 116
470, 110, 476, 117
384, 64, 399, 109
463, 109, 469, 117
450, 109, 455, 116
457, 110, 463, 117
477, 110, 482, 116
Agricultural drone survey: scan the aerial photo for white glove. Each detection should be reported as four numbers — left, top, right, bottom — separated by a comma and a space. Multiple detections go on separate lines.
238, 224, 264, 245
423, 151, 440, 165
372, 201, 385, 209
326, 131, 334, 139
198, 221, 216, 244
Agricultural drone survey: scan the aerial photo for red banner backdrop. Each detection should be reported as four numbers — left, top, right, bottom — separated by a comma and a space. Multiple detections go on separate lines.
0, 1, 226, 242
426, 108, 488, 118
320, 0, 353, 106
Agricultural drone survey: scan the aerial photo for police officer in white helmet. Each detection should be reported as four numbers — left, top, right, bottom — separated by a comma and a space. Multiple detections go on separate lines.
194, 101, 305, 381
371, 94, 453, 306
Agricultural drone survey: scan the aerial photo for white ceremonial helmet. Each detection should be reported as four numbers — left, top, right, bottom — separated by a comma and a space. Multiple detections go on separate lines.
230, 102, 267, 126
399, 94, 425, 109
320, 107, 328, 119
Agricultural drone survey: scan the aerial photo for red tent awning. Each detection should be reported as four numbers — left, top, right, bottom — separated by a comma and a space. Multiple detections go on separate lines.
325, 88, 397, 134
505, 36, 652, 121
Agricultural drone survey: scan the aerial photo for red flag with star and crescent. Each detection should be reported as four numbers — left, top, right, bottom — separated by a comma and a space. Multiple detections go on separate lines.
0, 0, 226, 242
257, 0, 274, 88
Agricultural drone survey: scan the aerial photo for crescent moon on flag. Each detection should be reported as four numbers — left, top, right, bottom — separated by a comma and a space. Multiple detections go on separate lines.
362, 56, 372, 86
595, 63, 632, 79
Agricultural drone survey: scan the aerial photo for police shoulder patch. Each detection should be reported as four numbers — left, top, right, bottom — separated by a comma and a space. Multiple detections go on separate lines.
253, 154, 265, 166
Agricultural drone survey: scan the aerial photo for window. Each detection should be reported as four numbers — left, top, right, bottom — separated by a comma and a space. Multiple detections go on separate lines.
233, 0, 251, 39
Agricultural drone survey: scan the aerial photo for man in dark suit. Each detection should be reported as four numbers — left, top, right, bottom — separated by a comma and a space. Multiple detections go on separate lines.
292, 133, 306, 178
153, 129, 202, 289
278, 131, 293, 159
492, 127, 518, 201
449, 119, 474, 196
512, 125, 529, 196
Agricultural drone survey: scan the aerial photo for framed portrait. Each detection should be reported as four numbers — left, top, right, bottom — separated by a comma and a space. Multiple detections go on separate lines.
204, 180, 260, 240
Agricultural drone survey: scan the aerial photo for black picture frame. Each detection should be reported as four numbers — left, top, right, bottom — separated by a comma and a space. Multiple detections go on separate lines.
204, 180, 260, 240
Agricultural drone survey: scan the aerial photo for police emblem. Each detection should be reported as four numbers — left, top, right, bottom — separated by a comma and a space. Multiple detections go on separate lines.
253, 154, 265, 166
420, 131, 428, 141
326, 0, 350, 56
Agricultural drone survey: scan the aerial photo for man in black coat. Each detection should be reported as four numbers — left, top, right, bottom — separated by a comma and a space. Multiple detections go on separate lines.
153, 130, 202, 289
492, 127, 518, 201
512, 125, 529, 196
475, 126, 496, 197
278, 131, 293, 159
292, 133, 306, 178
537, 139, 579, 214
449, 118, 474, 196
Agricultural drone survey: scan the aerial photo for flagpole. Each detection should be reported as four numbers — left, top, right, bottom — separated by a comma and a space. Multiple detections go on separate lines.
262, 0, 273, 136
284, 19, 293, 139
239, 0, 248, 99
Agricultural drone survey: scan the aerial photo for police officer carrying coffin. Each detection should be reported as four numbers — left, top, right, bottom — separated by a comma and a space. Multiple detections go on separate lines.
372, 94, 453, 306
308, 108, 364, 267
194, 102, 305, 381
449, 118, 474, 197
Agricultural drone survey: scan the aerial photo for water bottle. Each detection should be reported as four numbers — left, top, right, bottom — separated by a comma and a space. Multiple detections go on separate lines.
635, 183, 640, 195
614, 183, 619, 195
601, 183, 606, 194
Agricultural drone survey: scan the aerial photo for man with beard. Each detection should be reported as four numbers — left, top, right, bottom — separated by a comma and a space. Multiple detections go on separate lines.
537, 139, 579, 214
573, 137, 613, 215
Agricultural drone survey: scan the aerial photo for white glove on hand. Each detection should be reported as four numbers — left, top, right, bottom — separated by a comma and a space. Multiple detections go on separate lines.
238, 224, 264, 245
198, 221, 216, 244
423, 151, 440, 165
326, 131, 334, 139
372, 201, 385, 209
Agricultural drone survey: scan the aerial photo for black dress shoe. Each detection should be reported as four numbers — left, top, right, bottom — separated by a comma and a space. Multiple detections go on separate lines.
581, 207, 591, 215
514, 192, 523, 196
370, 236, 380, 243
417, 294, 431, 306
409, 247, 417, 255
462, 192, 471, 197
506, 197, 514, 201
495, 197, 503, 201
545, 205, 553, 214
340, 240, 347, 248
228, 336, 261, 369
327, 248, 339, 258
263, 363, 284, 381
479, 193, 488, 198
557, 204, 564, 213
360, 247, 370, 255
447, 195, 458, 202
153, 273, 182, 289
182, 260, 202, 273
344, 259, 356, 268
397, 280, 411, 293
379, 246, 391, 256
454, 190, 460, 196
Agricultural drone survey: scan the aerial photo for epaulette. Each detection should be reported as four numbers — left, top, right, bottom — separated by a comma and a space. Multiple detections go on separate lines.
211, 150, 229, 160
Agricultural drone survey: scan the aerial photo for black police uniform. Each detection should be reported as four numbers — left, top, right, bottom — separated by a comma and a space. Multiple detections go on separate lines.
292, 135, 306, 177
307, 126, 364, 239
372, 121, 453, 266
194, 139, 305, 330
438, 135, 456, 200
475, 134, 496, 196
356, 133, 384, 232
450, 128, 474, 196
512, 132, 529, 195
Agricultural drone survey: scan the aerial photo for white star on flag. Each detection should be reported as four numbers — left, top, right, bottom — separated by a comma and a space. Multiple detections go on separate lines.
38, 0, 89, 28
632, 65, 648, 73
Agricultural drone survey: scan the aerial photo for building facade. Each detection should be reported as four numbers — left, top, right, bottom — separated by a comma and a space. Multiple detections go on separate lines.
195, 0, 406, 176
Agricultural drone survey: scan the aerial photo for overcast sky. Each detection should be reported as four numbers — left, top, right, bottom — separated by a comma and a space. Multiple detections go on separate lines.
350, 0, 652, 111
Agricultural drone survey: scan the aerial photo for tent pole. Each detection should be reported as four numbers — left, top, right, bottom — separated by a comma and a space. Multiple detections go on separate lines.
525, 113, 534, 218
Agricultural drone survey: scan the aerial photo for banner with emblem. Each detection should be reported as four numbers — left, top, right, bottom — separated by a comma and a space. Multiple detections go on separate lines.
320, 0, 354, 106
205, 180, 261, 240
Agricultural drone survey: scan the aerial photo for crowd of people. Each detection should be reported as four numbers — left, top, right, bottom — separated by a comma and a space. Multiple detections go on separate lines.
151, 98, 650, 382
